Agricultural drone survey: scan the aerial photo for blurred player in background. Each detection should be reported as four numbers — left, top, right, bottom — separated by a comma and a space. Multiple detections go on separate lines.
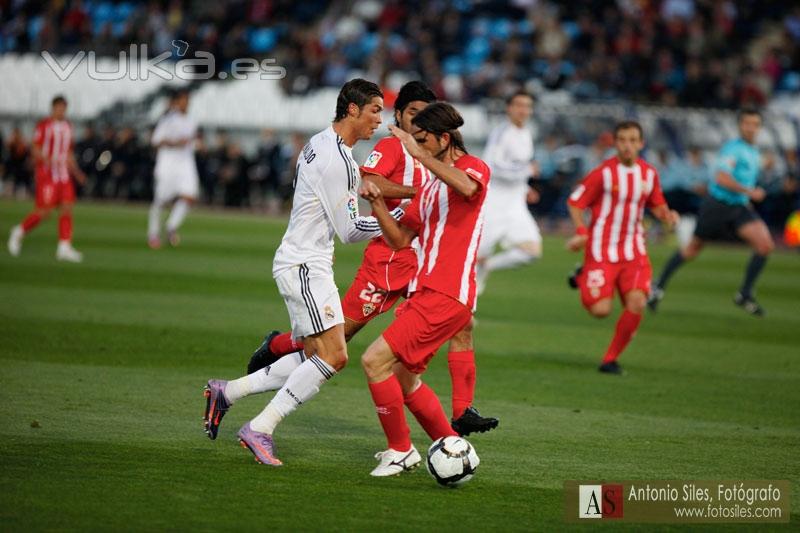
247, 82, 499, 436
476, 91, 542, 294
147, 89, 198, 249
8, 95, 87, 262
567, 121, 679, 374
360, 102, 491, 476
202, 79, 402, 466
649, 109, 773, 316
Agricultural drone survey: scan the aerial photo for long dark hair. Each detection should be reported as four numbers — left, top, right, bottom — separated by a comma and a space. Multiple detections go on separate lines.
411, 102, 467, 153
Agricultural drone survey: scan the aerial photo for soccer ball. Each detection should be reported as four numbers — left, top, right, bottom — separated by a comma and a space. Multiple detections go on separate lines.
426, 436, 479, 487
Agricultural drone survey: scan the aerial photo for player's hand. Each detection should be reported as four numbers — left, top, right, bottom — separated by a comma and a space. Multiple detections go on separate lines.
359, 180, 382, 202
665, 209, 680, 229
748, 187, 766, 203
526, 187, 540, 204
388, 124, 426, 160
75, 170, 88, 186
566, 234, 588, 252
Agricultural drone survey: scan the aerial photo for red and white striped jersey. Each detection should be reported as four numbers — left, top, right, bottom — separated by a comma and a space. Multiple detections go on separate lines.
568, 156, 666, 264
360, 136, 432, 211
33, 118, 73, 182
401, 154, 491, 311
360, 135, 433, 261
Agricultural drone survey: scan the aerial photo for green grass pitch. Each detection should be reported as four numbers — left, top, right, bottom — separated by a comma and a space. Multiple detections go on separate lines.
1, 199, 798, 531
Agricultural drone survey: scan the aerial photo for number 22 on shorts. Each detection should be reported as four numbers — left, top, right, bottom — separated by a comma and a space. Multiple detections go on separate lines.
359, 282, 385, 303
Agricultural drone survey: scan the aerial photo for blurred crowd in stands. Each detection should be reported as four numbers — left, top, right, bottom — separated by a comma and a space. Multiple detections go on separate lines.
1, 125, 798, 231
1, 0, 798, 107
0, 125, 303, 211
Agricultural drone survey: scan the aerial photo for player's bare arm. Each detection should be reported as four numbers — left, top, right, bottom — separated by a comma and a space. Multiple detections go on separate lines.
32, 143, 48, 165
650, 204, 680, 230
67, 152, 87, 185
566, 203, 588, 252
715, 170, 766, 202
360, 182, 415, 249
361, 172, 416, 199
388, 124, 478, 198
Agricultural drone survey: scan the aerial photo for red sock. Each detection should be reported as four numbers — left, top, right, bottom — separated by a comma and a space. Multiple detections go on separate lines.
448, 350, 476, 419
368, 375, 411, 452
269, 332, 303, 357
602, 310, 642, 364
58, 212, 73, 241
21, 212, 42, 233
404, 382, 458, 440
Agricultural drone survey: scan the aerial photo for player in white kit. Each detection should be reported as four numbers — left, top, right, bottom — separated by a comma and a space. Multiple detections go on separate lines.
201, 79, 401, 466
476, 91, 542, 294
147, 89, 199, 248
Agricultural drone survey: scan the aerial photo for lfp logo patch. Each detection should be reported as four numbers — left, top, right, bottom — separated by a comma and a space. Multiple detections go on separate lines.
347, 197, 358, 219
363, 151, 382, 169
579, 484, 624, 519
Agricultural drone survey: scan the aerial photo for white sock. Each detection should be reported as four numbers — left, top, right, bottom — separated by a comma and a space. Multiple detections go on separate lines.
166, 199, 190, 233
224, 351, 306, 403
486, 247, 538, 272
148, 200, 165, 239
676, 215, 697, 249
250, 355, 336, 435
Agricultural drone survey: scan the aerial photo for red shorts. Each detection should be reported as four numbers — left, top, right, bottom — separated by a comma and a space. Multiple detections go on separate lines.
382, 288, 472, 374
578, 256, 652, 309
35, 169, 74, 209
341, 242, 418, 323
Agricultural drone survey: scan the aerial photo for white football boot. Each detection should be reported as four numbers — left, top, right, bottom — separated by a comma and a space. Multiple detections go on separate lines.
370, 445, 421, 477
56, 241, 83, 263
8, 225, 23, 257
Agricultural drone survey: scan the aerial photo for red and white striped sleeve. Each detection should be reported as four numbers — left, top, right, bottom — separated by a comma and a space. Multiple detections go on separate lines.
33, 120, 46, 147
568, 167, 603, 209
646, 166, 667, 208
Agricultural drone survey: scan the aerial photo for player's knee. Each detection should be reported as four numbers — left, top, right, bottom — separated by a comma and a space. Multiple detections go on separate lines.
450, 324, 473, 351
361, 350, 380, 378
518, 241, 542, 259
325, 348, 348, 371
626, 298, 646, 315
682, 241, 702, 260
394, 368, 420, 396
589, 302, 612, 318
755, 238, 774, 256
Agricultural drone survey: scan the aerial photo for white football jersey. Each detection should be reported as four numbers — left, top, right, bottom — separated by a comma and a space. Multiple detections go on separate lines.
483, 119, 534, 197
152, 110, 198, 175
273, 126, 400, 277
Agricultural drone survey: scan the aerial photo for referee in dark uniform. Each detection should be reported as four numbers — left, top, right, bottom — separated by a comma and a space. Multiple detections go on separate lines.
648, 109, 774, 316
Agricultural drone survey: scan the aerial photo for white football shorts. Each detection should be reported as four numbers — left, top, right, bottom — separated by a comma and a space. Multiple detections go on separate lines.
154, 166, 199, 202
274, 263, 344, 339
479, 196, 541, 258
